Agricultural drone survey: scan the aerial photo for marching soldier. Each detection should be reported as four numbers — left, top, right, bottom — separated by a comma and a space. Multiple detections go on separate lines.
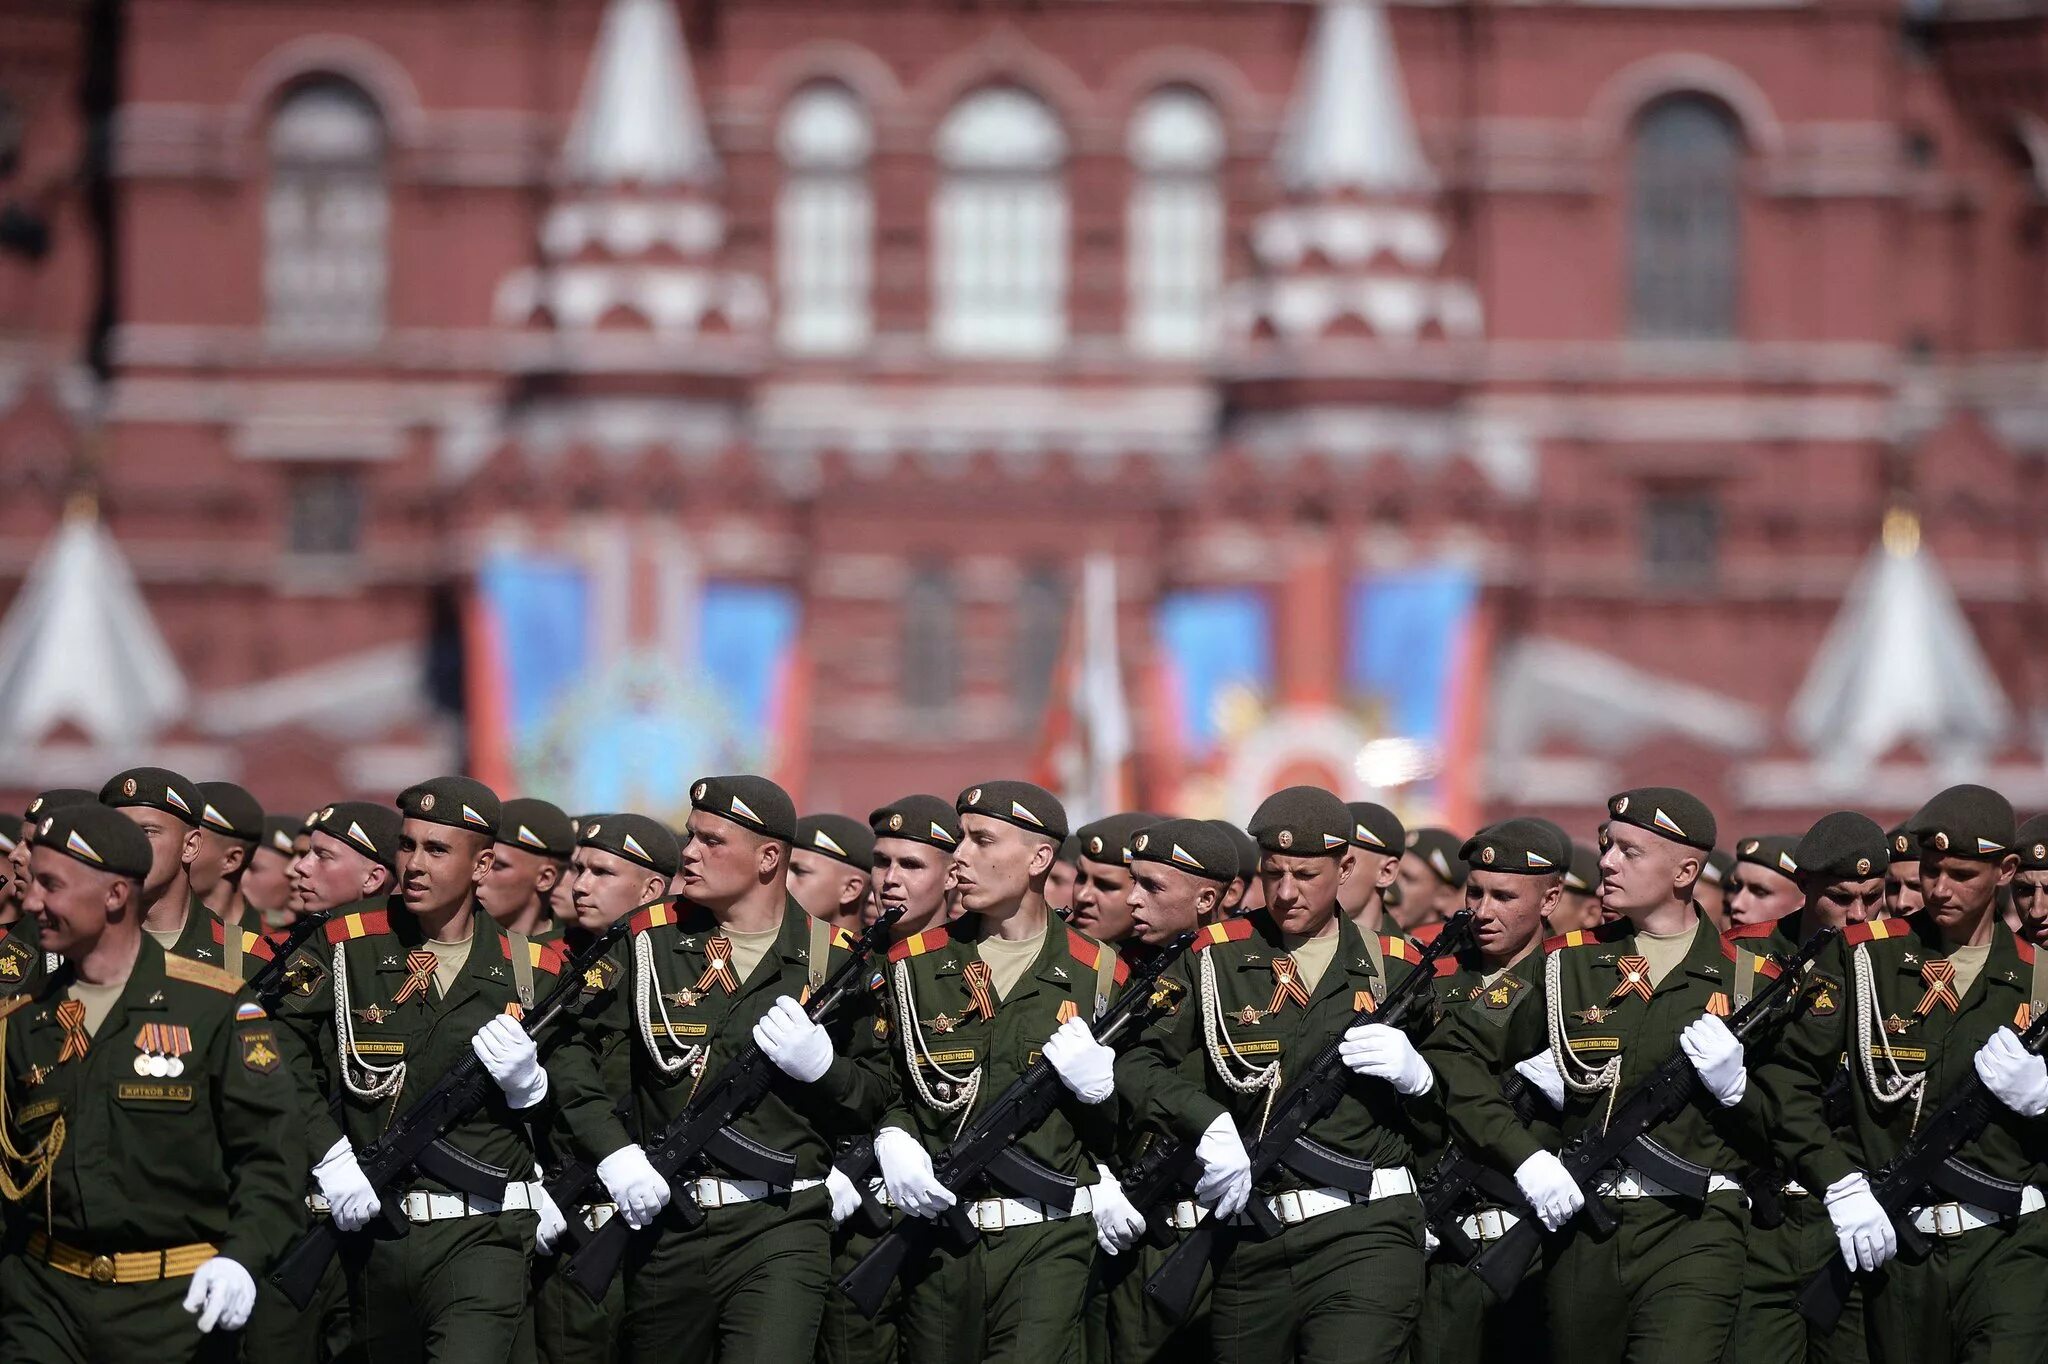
287, 802, 401, 921
242, 817, 301, 926
1339, 802, 1406, 937
98, 768, 269, 980
1118, 785, 1444, 1364
1545, 842, 1603, 935
1209, 820, 1260, 917
1048, 836, 1082, 917
790, 814, 876, 935
2013, 814, 2048, 948
1883, 825, 1921, 920
478, 798, 575, 941
1728, 836, 1805, 929
1757, 785, 2048, 1363
1065, 812, 1155, 947
0, 801, 301, 1362
188, 782, 268, 978
1396, 827, 1466, 932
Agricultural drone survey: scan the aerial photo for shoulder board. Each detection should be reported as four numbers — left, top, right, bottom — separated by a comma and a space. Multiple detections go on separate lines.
1845, 918, 1912, 947
887, 927, 951, 964
500, 934, 566, 975
830, 926, 856, 951
210, 919, 275, 961
1383, 934, 1420, 963
1408, 921, 1444, 946
1194, 919, 1254, 953
2018, 938, 2035, 966
1724, 921, 1777, 943
325, 909, 390, 944
0, 993, 35, 1024
165, 954, 243, 994
1065, 929, 1131, 985
1544, 921, 1628, 952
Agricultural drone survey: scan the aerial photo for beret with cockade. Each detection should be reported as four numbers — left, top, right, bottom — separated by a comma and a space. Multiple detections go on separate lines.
796, 813, 875, 872
957, 781, 1068, 842
311, 802, 403, 871
580, 812, 682, 877
1406, 827, 1469, 888
870, 795, 962, 853
34, 802, 153, 879
692, 775, 799, 844
100, 767, 204, 827
1793, 812, 1890, 883
1604, 787, 1716, 853
397, 777, 501, 836
195, 781, 264, 844
1129, 818, 1239, 884
1345, 802, 1405, 857
1074, 813, 1158, 868
1247, 786, 1352, 858
1907, 784, 2016, 862
1461, 819, 1569, 876
1735, 834, 1803, 881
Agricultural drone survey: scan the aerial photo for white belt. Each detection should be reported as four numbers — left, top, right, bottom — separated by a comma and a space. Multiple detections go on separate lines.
1237, 1167, 1417, 1228
1909, 1186, 2046, 1238
1783, 1181, 1809, 1198
579, 1202, 617, 1234
399, 1179, 546, 1223
686, 1177, 823, 1210
1596, 1167, 1741, 1202
1165, 1199, 1207, 1231
963, 1186, 1095, 1232
1458, 1207, 1521, 1243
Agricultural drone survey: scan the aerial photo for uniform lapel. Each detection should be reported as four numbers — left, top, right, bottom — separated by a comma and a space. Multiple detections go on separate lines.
99, 936, 173, 1070
434, 908, 499, 1020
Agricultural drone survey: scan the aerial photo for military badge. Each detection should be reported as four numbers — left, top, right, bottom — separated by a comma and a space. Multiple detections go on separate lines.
1803, 977, 1840, 1017
241, 1029, 282, 1074
582, 958, 620, 996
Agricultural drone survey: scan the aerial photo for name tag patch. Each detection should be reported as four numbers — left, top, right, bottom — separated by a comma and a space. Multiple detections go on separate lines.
1565, 1036, 1621, 1054
117, 1082, 195, 1103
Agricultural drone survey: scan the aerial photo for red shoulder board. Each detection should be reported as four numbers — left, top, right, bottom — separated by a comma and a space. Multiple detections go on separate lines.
1382, 934, 1419, 964
887, 926, 950, 964
1725, 921, 1777, 943
501, 934, 566, 975
1067, 929, 1131, 985
325, 909, 389, 944
1408, 921, 1444, 946
1194, 919, 1253, 953
629, 904, 679, 937
2017, 938, 2035, 966
1845, 918, 1911, 947
211, 919, 276, 961
830, 926, 856, 951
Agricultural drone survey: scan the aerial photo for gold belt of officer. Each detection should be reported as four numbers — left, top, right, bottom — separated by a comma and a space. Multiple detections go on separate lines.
26, 1231, 217, 1284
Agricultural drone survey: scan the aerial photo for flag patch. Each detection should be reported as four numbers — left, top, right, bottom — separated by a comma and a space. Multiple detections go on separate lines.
516, 824, 544, 849
347, 820, 376, 851
165, 787, 192, 814
1324, 834, 1347, 849
1010, 800, 1043, 827
461, 804, 488, 827
813, 830, 848, 857
1354, 823, 1386, 849
65, 830, 101, 863
623, 833, 651, 862
1652, 808, 1685, 837
1170, 843, 1203, 870
730, 796, 760, 825
201, 803, 232, 831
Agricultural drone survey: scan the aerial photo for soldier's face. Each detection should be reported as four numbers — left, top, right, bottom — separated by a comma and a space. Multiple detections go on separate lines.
1338, 849, 1398, 916
1260, 852, 1347, 937
1726, 864, 1802, 928
1127, 863, 1213, 947
1918, 851, 2015, 933
1045, 859, 1078, 913
789, 848, 867, 924
24, 847, 133, 956
291, 832, 390, 913
1464, 870, 1556, 962
870, 838, 952, 934
678, 811, 776, 909
1597, 825, 1697, 917
1069, 859, 1137, 942
2013, 871, 2048, 946
241, 847, 293, 915
952, 815, 1053, 915
1808, 875, 1884, 929
1885, 859, 1922, 917
396, 821, 490, 919
567, 846, 662, 931
116, 807, 197, 899
185, 830, 246, 899
477, 843, 557, 926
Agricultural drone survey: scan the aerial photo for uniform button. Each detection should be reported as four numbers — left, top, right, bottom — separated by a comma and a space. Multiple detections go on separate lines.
89, 1255, 115, 1284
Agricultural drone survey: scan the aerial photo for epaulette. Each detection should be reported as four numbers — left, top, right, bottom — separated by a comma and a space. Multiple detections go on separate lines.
1544, 919, 1630, 953
1384, 934, 1422, 962
1193, 919, 1253, 953
887, 927, 950, 964
1407, 922, 1444, 947
2018, 938, 2036, 966
830, 926, 856, 951
1845, 918, 1912, 948
211, 919, 275, 961
325, 909, 390, 944
501, 934, 566, 975
0, 994, 35, 1024
1724, 921, 1777, 943
1068, 929, 1131, 985
165, 954, 243, 994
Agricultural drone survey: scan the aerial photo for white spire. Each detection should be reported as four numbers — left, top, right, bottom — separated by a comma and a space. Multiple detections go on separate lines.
0, 509, 187, 746
1275, 0, 1434, 196
1788, 509, 2009, 772
562, 0, 717, 186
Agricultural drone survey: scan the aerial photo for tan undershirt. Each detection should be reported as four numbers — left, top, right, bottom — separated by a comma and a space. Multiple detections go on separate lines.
425, 935, 473, 998
1945, 942, 1992, 1002
1281, 928, 1341, 996
144, 924, 182, 954
67, 977, 127, 1039
1634, 917, 1700, 990
978, 931, 1046, 1002
724, 926, 782, 988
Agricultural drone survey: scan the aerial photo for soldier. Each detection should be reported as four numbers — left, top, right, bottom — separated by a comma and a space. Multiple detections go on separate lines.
1338, 801, 1405, 937
0, 801, 301, 1362
556, 775, 891, 1363
1545, 842, 1603, 935
1883, 824, 1921, 919
242, 816, 301, 926
2013, 814, 2048, 948
98, 767, 270, 980
1065, 812, 1155, 947
1395, 827, 1466, 932
288, 802, 401, 919
1209, 820, 1260, 917
1696, 850, 1735, 933
1758, 785, 2048, 1364
1047, 835, 1081, 916
873, 780, 1128, 1364
187, 781, 267, 973
477, 797, 575, 940
1727, 836, 1805, 929
790, 814, 876, 934
1118, 785, 1444, 1364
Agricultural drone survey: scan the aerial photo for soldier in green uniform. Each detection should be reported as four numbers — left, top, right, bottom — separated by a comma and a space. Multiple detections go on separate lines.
555, 775, 891, 1364
99, 768, 270, 980
873, 780, 1128, 1364
1339, 802, 1405, 938
1727, 836, 1805, 930
2013, 815, 2048, 948
1208, 821, 1259, 918
1883, 825, 1921, 920
242, 817, 301, 928
1396, 827, 1466, 933
1696, 850, 1734, 934
478, 798, 574, 941
188, 782, 263, 933
1065, 812, 1155, 948
1047, 836, 1081, 917
0, 790, 87, 997
1441, 787, 1767, 1364
1118, 785, 1444, 1364
1757, 785, 2048, 1364
0, 801, 301, 1362
1546, 843, 1602, 936
790, 814, 876, 936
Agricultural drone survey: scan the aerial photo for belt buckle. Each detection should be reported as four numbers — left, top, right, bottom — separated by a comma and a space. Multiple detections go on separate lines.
88, 1254, 115, 1285
978, 1199, 1006, 1233
1932, 1203, 1966, 1238
1274, 1191, 1303, 1225
700, 1180, 725, 1211
1474, 1208, 1506, 1242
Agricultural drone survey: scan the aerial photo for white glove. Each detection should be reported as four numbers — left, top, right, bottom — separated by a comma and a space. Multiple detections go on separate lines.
1338, 1023, 1434, 1096
1679, 1013, 1747, 1107
598, 1144, 671, 1230
825, 1165, 862, 1226
471, 1013, 548, 1110
875, 1125, 957, 1219
1514, 1150, 1585, 1233
182, 1256, 256, 1333
1042, 1015, 1116, 1105
1514, 1051, 1565, 1110
533, 1177, 568, 1254
1974, 1028, 2048, 1118
1091, 1166, 1148, 1255
753, 996, 835, 1084
313, 1137, 381, 1232
1193, 1114, 1253, 1219
1825, 1171, 1897, 1273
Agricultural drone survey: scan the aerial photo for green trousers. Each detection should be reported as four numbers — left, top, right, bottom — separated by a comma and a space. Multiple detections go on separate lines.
1727, 1194, 1867, 1364
531, 1245, 622, 1364
344, 1211, 538, 1364
1411, 1249, 1546, 1364
1208, 1195, 1425, 1364
242, 1257, 355, 1363
1864, 1210, 2048, 1364
0, 1252, 236, 1364
819, 1223, 898, 1364
621, 1189, 832, 1364
898, 1214, 1095, 1364
1545, 1193, 1744, 1364
1096, 1233, 1212, 1364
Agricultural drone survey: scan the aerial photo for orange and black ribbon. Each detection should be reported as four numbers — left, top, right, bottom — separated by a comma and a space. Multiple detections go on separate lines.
694, 937, 741, 995
1268, 956, 1312, 1015
54, 1000, 90, 1063
1915, 959, 1960, 1016
392, 950, 439, 1006
1610, 955, 1655, 1003
961, 961, 997, 1022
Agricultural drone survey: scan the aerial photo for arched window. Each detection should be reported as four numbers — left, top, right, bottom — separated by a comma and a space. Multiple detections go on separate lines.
932, 88, 1067, 357
776, 84, 872, 354
266, 80, 387, 350
1127, 89, 1224, 357
1629, 96, 1742, 340
902, 563, 958, 711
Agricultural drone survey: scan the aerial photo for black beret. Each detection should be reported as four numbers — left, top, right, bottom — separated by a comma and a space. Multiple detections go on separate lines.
1886, 823, 1916, 862
258, 815, 301, 857
1794, 812, 1889, 883
580, 812, 681, 877
1055, 835, 1080, 866
1247, 786, 1352, 857
1208, 820, 1260, 882
1074, 813, 1158, 868
497, 797, 575, 860
797, 814, 875, 872
1734, 835, 1803, 881
100, 766, 204, 827
1605, 787, 1716, 853
32, 802, 152, 879
1405, 827, 1468, 887
870, 795, 963, 852
2016, 814, 2048, 872
1907, 784, 2016, 862
1565, 842, 1600, 894
25, 788, 95, 822
195, 781, 264, 844
1345, 802, 1405, 857
957, 781, 1067, 842
397, 777, 501, 836
691, 774, 798, 844
312, 802, 403, 871
1129, 818, 1239, 884
1526, 818, 1575, 871
1462, 819, 1568, 876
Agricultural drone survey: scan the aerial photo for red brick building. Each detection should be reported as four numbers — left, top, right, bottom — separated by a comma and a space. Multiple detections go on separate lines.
2, 0, 2047, 839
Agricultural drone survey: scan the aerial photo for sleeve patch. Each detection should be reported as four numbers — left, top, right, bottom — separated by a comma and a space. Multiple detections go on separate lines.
240, 1028, 283, 1073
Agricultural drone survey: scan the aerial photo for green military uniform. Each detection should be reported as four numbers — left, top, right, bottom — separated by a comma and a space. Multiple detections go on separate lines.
0, 922, 47, 999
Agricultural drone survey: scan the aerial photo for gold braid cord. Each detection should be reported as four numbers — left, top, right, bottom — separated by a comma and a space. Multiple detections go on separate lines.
0, 1013, 65, 1229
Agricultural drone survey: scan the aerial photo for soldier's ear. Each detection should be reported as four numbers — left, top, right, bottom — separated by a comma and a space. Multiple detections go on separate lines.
1372, 853, 1398, 891
1195, 883, 1218, 917
641, 873, 666, 905
1026, 836, 1055, 879
221, 842, 249, 880
1337, 849, 1357, 886
1996, 852, 2020, 888
180, 826, 204, 868
535, 861, 561, 894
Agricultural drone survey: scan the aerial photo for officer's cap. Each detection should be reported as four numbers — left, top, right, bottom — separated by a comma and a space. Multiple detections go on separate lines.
1794, 812, 1889, 883
1345, 802, 1405, 856
580, 812, 681, 878
32, 803, 152, 880
1129, 818, 1239, 884
2016, 814, 2048, 872
312, 802, 402, 871
1247, 786, 1352, 858
1604, 787, 1716, 853
869, 795, 962, 853
1734, 834, 1803, 881
1208, 820, 1260, 883
397, 777, 501, 837
195, 781, 265, 844
956, 781, 1068, 843
1074, 813, 1158, 868
1907, 784, 2016, 862
497, 798, 575, 861
100, 767, 204, 827
1461, 819, 1568, 877
258, 815, 301, 857
1405, 827, 1469, 887
1564, 842, 1600, 894
797, 814, 875, 872
691, 775, 798, 844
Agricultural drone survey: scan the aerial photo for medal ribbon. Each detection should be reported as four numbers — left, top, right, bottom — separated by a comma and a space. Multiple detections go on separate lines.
133, 1022, 160, 1059
1610, 955, 1655, 1003
54, 999, 91, 1062
166, 1025, 191, 1058
694, 937, 741, 995
960, 961, 997, 1022
391, 950, 440, 1006
1915, 959, 1960, 1016
1267, 956, 1312, 1014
